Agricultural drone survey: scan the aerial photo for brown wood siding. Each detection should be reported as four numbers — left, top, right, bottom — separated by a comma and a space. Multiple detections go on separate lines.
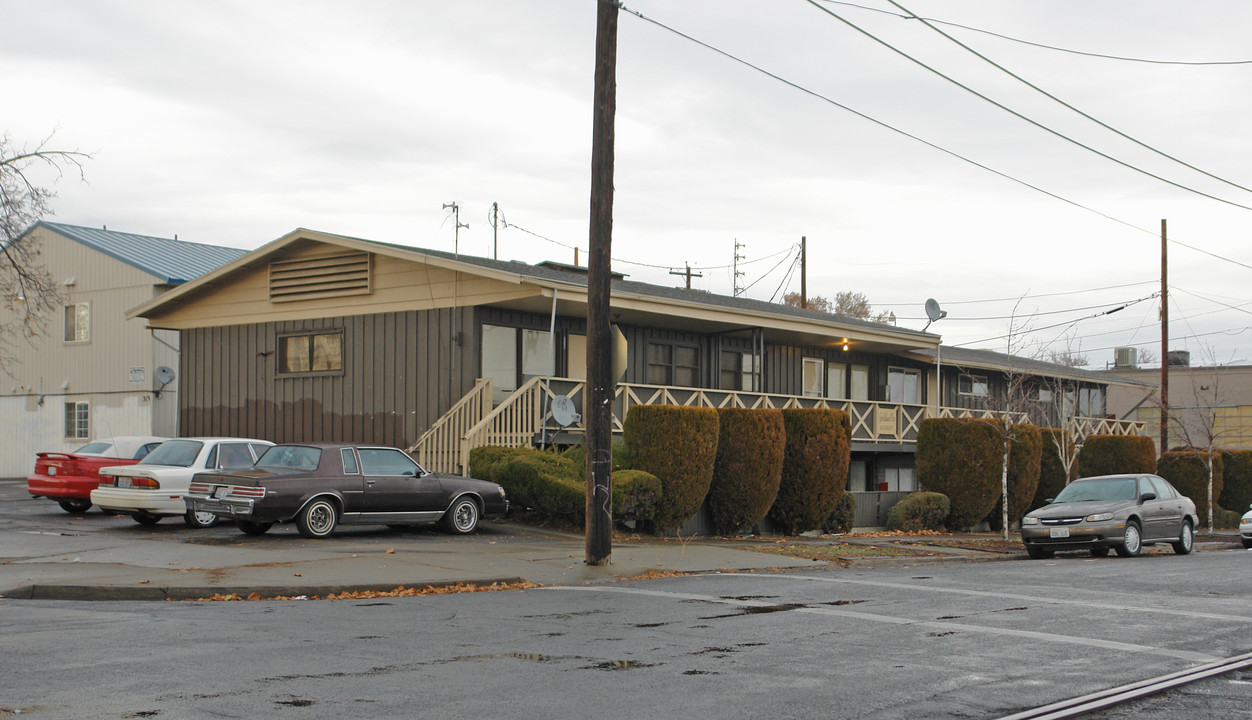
180, 309, 476, 447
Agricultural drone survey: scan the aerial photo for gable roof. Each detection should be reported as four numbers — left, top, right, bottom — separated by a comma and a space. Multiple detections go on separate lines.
130, 228, 941, 350
38, 221, 248, 285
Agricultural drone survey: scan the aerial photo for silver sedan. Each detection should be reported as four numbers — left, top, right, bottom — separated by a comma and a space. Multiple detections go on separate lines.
1020, 474, 1198, 559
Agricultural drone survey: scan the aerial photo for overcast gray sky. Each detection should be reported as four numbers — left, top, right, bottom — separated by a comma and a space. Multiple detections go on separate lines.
6, 0, 1251, 367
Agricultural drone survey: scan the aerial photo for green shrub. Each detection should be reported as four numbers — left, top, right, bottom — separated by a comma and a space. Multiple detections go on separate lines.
610, 469, 663, 526
1005, 423, 1042, 525
1219, 450, 1252, 514
1215, 505, 1243, 530
467, 445, 521, 483
824, 492, 858, 534
1032, 428, 1074, 511
1077, 434, 1157, 477
1157, 450, 1224, 525
624, 405, 720, 532
560, 440, 633, 473
708, 408, 786, 534
886, 492, 950, 533
916, 418, 1001, 530
768, 408, 850, 534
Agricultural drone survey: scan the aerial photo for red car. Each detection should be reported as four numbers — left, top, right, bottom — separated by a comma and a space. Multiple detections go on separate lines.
27, 436, 167, 513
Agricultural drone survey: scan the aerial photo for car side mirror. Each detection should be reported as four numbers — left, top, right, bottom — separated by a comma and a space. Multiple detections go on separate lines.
1139, 492, 1157, 503
1044, 498, 1054, 505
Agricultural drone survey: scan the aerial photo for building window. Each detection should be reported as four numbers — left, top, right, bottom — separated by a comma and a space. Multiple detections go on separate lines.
720, 350, 757, 391
64, 401, 89, 439
647, 342, 698, 387
827, 363, 848, 400
1037, 388, 1054, 403
850, 365, 870, 401
1077, 387, 1103, 416
887, 367, 920, 404
279, 331, 343, 375
958, 374, 989, 397
802, 357, 824, 397
63, 303, 90, 343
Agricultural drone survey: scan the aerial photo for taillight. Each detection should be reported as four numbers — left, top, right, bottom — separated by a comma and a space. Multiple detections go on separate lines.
189, 482, 209, 494
233, 486, 266, 498
132, 477, 158, 488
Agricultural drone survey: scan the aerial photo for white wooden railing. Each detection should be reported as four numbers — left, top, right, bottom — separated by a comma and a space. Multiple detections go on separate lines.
408, 376, 1147, 475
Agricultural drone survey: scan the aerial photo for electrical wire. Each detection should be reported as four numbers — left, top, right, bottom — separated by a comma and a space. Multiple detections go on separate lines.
817, 1, 1252, 66
895, 295, 1159, 322
950, 293, 1159, 347
885, 0, 1252, 196
803, 0, 1252, 212
768, 250, 803, 303
881, 279, 1158, 307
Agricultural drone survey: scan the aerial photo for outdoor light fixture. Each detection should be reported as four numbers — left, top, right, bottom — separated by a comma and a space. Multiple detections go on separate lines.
842, 339, 849, 351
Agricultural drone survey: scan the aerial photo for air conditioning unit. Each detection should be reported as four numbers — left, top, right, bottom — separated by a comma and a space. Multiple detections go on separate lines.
1113, 347, 1138, 369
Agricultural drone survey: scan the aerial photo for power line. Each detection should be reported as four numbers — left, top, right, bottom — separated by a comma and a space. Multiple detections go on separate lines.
817, 1, 1252, 66
885, 0, 1252, 196
896, 296, 1160, 321
803, 0, 1252, 212
950, 293, 1160, 347
882, 279, 1158, 307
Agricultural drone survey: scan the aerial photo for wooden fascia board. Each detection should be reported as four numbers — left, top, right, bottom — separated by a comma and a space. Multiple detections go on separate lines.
917, 353, 1149, 388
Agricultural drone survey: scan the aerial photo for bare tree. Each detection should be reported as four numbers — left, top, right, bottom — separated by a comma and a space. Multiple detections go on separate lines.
0, 131, 89, 374
782, 290, 893, 323
1156, 346, 1232, 532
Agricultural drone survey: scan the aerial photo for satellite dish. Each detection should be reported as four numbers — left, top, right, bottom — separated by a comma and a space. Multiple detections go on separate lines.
550, 395, 581, 427
923, 298, 948, 331
155, 366, 176, 385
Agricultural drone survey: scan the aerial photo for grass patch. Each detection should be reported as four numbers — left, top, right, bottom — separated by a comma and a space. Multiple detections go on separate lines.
752, 543, 942, 561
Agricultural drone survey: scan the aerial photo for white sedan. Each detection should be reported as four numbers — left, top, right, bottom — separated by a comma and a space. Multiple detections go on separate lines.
93, 437, 273, 527
1241, 505, 1252, 549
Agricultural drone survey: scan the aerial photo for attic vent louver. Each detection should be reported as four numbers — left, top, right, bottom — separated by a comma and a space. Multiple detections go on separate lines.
269, 252, 371, 303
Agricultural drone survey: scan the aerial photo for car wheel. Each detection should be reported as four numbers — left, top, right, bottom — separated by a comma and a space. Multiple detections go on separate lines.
1171, 520, 1194, 555
133, 511, 162, 526
1115, 520, 1142, 557
57, 498, 92, 514
1243, 537, 1252, 550
237, 520, 273, 536
184, 509, 220, 528
443, 497, 479, 535
1090, 546, 1110, 558
1025, 545, 1053, 560
297, 498, 338, 538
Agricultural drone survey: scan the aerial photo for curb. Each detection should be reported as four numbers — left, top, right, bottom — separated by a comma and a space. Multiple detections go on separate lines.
4, 577, 531, 602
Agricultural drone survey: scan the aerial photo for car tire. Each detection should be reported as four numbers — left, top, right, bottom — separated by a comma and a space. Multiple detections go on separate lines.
1171, 520, 1194, 555
57, 498, 92, 514
443, 497, 479, 535
132, 511, 163, 526
1243, 537, 1252, 550
1115, 520, 1142, 557
237, 520, 273, 536
184, 509, 220, 528
297, 498, 338, 539
1090, 546, 1110, 558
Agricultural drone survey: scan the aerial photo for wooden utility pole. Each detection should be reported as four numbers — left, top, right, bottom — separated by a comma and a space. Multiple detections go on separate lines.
669, 263, 702, 289
585, 0, 618, 566
800, 236, 808, 309
1160, 219, 1169, 456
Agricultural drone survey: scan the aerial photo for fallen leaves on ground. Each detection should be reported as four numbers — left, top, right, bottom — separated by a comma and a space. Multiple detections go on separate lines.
176, 580, 540, 602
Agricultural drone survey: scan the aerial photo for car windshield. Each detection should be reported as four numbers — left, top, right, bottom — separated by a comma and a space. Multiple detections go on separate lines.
1053, 478, 1139, 503
73, 442, 112, 455
138, 440, 205, 467
256, 445, 322, 470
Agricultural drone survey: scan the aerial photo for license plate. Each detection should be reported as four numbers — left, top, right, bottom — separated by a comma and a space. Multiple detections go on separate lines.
211, 486, 225, 499
1050, 528, 1070, 538
48, 466, 57, 476
118, 478, 132, 489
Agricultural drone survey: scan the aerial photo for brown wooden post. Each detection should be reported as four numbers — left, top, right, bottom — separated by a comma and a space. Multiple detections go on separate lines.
585, 0, 618, 566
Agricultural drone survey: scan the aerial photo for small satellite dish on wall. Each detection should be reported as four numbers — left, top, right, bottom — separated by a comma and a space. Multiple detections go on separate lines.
154, 366, 176, 398
155, 366, 176, 385
551, 395, 581, 427
923, 299, 948, 332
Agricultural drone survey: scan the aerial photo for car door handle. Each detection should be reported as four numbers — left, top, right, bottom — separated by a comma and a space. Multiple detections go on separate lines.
366, 479, 376, 486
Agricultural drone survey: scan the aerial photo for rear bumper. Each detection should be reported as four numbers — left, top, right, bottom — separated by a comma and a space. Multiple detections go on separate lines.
90, 488, 187, 516
27, 474, 98, 500
185, 494, 257, 519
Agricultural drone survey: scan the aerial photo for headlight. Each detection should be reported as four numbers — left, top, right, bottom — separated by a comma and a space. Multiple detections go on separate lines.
1241, 514, 1252, 526
1021, 517, 1040, 526
1086, 512, 1114, 522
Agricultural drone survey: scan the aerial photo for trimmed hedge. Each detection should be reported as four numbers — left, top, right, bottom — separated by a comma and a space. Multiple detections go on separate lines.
1032, 428, 1074, 511
1219, 450, 1252, 514
768, 408, 850, 534
916, 418, 1002, 530
560, 440, 633, 473
1077, 434, 1157, 477
708, 408, 786, 535
1157, 450, 1224, 524
624, 405, 720, 532
466, 445, 661, 527
886, 492, 950, 533
985, 422, 1042, 531
824, 492, 857, 534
